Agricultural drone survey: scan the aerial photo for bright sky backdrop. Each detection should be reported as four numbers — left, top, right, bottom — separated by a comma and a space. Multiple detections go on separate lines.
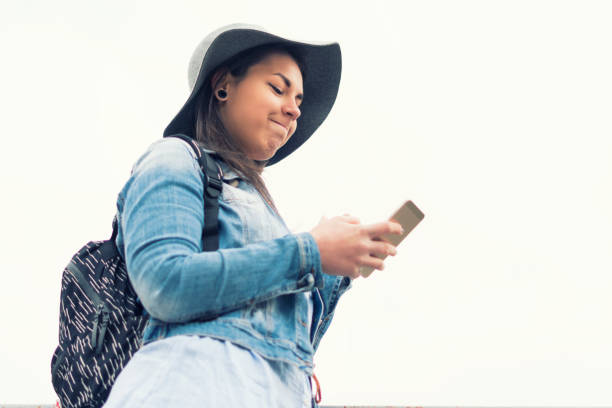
1, 0, 611, 405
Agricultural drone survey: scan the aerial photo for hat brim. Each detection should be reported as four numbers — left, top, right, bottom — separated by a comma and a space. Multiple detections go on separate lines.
163, 28, 342, 166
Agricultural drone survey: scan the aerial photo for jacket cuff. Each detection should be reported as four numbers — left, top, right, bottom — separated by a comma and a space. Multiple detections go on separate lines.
294, 232, 325, 290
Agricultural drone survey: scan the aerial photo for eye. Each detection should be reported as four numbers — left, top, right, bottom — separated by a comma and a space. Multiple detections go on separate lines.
268, 83, 283, 95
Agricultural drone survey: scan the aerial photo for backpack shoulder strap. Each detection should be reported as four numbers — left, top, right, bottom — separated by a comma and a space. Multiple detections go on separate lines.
165, 134, 223, 251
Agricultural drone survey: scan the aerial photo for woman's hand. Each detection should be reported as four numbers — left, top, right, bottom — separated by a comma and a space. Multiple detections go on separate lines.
309, 214, 404, 279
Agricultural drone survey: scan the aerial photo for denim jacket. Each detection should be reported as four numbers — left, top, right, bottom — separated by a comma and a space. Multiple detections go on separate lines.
114, 137, 352, 374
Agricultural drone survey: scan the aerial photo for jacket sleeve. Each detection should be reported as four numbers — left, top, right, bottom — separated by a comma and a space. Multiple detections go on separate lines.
119, 138, 324, 323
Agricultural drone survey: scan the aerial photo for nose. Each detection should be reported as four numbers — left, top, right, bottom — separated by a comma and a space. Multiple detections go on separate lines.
282, 99, 301, 120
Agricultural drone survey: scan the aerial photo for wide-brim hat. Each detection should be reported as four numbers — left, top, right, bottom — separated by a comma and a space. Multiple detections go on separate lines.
163, 23, 342, 166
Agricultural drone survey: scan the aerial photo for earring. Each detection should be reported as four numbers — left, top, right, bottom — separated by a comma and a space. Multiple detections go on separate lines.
217, 89, 227, 99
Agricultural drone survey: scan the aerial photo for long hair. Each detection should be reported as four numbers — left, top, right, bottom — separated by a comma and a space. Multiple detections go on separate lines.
193, 44, 306, 215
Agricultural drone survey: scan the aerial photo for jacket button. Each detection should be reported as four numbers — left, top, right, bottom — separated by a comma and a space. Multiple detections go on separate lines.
306, 274, 315, 286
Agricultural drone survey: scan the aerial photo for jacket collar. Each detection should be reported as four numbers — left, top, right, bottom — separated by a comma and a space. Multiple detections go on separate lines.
200, 147, 242, 182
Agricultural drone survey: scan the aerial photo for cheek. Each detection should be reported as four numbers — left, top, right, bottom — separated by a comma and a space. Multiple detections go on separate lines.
227, 101, 259, 137
222, 90, 273, 145
288, 122, 298, 139
237, 97, 266, 127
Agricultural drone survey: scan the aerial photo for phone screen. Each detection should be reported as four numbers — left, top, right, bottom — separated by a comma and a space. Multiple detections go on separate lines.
384, 200, 425, 246
360, 200, 424, 277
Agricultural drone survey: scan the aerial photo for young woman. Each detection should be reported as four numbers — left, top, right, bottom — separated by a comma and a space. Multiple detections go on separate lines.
103, 23, 403, 408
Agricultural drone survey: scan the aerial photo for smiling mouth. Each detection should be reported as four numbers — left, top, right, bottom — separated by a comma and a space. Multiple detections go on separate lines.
270, 120, 287, 131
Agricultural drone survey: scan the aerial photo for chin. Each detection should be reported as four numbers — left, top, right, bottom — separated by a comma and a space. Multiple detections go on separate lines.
249, 149, 277, 162
262, 143, 284, 160
247, 137, 285, 161
262, 151, 278, 161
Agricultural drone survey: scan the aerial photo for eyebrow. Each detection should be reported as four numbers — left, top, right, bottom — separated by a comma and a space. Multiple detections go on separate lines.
272, 73, 304, 100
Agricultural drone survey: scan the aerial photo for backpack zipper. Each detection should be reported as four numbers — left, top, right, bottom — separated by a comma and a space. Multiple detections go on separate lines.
66, 261, 110, 353
91, 303, 110, 354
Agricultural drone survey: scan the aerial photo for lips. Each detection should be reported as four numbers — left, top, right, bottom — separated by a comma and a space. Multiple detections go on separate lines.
270, 119, 288, 131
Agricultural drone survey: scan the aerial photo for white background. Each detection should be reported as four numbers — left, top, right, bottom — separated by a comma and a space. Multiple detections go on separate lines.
1, 0, 611, 405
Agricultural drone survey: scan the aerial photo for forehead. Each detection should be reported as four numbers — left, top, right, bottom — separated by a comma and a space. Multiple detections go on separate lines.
248, 53, 303, 90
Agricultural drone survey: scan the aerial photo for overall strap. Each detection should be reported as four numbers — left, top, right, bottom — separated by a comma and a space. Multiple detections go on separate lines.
111, 215, 119, 242
166, 134, 223, 251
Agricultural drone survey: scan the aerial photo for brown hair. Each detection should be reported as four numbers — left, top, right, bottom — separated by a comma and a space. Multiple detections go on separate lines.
193, 44, 306, 215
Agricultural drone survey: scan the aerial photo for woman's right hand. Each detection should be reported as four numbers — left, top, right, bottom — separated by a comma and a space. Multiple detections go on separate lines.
309, 214, 404, 279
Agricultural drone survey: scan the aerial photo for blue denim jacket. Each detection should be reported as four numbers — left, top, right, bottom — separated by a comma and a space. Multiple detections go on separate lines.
114, 137, 352, 374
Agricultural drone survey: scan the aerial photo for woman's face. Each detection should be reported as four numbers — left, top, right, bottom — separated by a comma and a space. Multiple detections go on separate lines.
215, 52, 303, 161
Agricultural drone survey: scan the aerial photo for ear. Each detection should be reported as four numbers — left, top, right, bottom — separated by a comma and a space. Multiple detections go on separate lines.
210, 68, 233, 101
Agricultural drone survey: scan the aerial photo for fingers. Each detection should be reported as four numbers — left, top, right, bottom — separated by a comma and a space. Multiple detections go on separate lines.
369, 241, 397, 257
364, 220, 403, 238
355, 239, 397, 275
359, 255, 385, 271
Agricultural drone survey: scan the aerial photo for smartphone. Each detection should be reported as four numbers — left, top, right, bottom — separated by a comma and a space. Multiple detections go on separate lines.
359, 200, 425, 278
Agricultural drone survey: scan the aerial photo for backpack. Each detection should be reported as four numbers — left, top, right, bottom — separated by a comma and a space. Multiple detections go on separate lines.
51, 134, 223, 408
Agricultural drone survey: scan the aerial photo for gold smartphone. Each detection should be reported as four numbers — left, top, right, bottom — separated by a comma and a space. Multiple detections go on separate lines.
359, 200, 425, 278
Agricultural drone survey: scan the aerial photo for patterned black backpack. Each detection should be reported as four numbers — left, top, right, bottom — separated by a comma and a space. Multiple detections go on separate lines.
51, 135, 223, 408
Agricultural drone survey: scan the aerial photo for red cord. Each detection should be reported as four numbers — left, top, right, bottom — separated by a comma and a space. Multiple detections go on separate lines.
311, 372, 322, 404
